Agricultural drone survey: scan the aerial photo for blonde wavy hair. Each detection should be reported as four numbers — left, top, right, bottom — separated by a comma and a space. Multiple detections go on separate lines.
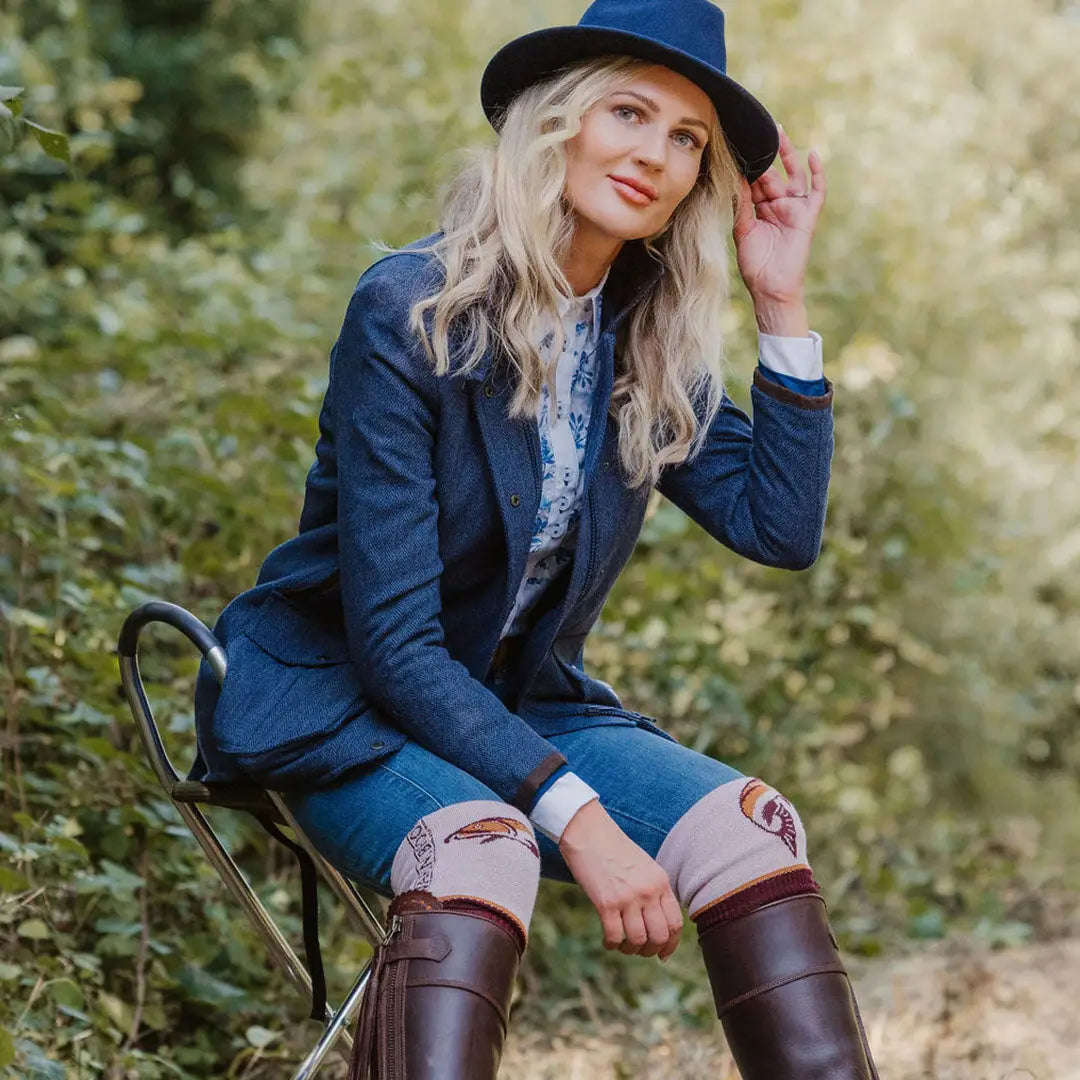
376, 55, 744, 490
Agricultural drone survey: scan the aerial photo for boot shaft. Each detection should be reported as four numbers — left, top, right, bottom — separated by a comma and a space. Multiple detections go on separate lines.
350, 893, 522, 1080
697, 892, 880, 1079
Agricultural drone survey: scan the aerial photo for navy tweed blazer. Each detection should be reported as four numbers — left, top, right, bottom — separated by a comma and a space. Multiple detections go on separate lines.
189, 232, 834, 813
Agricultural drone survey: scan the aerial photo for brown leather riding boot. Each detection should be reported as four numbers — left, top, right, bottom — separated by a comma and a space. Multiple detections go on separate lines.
697, 892, 880, 1079
348, 891, 523, 1079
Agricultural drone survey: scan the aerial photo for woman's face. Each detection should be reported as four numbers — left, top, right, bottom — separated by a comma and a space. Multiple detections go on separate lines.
564, 64, 713, 243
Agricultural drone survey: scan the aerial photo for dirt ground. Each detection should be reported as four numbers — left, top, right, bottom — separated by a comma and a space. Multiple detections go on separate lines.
501, 931, 1080, 1080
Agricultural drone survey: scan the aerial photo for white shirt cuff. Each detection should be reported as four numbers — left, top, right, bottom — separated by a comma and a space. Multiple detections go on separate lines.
529, 772, 600, 843
758, 328, 824, 382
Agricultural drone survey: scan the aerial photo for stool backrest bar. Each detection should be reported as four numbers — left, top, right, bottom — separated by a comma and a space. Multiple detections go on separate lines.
113, 599, 383, 1077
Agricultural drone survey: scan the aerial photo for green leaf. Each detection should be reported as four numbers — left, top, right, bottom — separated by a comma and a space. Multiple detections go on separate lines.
49, 978, 85, 1011
0, 603, 50, 632
16, 1040, 66, 1080
98, 990, 133, 1033
102, 858, 144, 888
0, 1028, 14, 1068
245, 1025, 277, 1048
0, 104, 15, 157
24, 120, 70, 165
17, 918, 51, 941
0, 867, 29, 891
176, 965, 249, 1009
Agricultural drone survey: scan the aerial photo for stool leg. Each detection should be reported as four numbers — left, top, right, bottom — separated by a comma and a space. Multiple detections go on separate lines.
173, 799, 334, 1020
291, 962, 373, 1080
269, 791, 386, 945
176, 798, 367, 1071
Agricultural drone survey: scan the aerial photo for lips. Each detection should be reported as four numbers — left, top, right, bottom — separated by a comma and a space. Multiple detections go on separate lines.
609, 174, 658, 204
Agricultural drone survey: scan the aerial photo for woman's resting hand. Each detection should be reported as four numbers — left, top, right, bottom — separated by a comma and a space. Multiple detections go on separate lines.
558, 799, 683, 960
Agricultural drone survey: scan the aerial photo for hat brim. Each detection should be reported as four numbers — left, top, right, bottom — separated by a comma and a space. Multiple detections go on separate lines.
480, 25, 779, 183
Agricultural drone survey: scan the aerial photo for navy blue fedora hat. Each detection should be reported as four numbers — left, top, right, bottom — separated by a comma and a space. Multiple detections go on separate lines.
480, 0, 779, 184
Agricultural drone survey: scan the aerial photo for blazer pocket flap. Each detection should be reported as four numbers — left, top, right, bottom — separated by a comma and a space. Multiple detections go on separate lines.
243, 589, 352, 666
213, 632, 366, 757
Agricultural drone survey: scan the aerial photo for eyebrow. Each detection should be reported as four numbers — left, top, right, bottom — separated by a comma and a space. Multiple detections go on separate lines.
615, 90, 710, 133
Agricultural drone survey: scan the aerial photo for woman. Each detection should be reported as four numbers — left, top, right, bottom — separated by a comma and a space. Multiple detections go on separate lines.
191, 0, 879, 1076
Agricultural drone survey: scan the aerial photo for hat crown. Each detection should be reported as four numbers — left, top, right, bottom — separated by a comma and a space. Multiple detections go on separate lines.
578, 0, 727, 74
480, 0, 778, 183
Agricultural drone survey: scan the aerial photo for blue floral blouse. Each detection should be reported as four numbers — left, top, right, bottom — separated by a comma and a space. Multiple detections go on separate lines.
498, 266, 610, 639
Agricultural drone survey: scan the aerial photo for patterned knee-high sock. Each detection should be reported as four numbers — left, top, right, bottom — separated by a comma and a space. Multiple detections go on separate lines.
655, 777, 820, 928
389, 800, 542, 948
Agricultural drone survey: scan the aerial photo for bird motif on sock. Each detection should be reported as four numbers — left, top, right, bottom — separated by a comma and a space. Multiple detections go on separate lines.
739, 778, 800, 858
443, 816, 540, 857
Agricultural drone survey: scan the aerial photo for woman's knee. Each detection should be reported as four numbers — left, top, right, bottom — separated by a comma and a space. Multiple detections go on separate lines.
390, 799, 542, 940
654, 776, 818, 919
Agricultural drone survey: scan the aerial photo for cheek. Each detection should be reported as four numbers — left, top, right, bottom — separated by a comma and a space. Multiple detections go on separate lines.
572, 115, 634, 168
668, 161, 703, 209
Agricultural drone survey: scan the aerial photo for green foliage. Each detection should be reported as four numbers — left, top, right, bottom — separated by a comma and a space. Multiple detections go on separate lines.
0, 86, 71, 164
2, 0, 1079, 1073
2, 0, 302, 233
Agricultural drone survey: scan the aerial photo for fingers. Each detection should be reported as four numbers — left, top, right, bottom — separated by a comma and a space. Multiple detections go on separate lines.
807, 145, 827, 208
618, 905, 648, 955
775, 122, 808, 194
600, 903, 625, 951
613, 890, 684, 959
750, 164, 787, 204
658, 890, 684, 961
639, 901, 671, 958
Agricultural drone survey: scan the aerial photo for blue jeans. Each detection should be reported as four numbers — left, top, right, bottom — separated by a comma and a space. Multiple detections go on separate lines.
282, 719, 744, 896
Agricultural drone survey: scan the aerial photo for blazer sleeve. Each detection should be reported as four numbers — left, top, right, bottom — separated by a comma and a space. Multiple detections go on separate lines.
329, 261, 567, 812
655, 372, 835, 570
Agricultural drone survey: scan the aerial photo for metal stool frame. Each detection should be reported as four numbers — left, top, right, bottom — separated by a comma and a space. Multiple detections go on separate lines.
117, 600, 382, 1079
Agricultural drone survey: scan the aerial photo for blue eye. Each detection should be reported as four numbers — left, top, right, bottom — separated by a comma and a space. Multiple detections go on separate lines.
613, 103, 702, 150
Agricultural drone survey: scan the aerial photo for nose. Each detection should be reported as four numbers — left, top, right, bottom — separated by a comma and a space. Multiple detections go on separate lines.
631, 127, 667, 174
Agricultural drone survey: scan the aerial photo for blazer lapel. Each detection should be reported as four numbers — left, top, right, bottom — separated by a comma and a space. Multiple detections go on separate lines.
472, 371, 543, 632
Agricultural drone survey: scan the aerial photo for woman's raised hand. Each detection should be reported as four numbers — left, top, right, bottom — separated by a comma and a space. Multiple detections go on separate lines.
732, 123, 826, 306
558, 799, 683, 960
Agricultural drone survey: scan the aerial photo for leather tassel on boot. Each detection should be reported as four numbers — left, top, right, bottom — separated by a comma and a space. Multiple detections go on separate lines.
349, 891, 523, 1080
696, 891, 880, 1079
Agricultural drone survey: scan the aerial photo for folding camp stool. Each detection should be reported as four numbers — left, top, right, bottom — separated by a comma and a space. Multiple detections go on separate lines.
116, 600, 384, 1079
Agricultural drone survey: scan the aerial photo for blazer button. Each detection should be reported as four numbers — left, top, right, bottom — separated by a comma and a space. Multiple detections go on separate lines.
509, 493, 521, 507
370, 740, 385, 750
483, 382, 495, 398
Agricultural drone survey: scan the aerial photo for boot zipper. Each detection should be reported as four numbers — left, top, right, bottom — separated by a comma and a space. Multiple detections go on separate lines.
383, 913, 405, 1078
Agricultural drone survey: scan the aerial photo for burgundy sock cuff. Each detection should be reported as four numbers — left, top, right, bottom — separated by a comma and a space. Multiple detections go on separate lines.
440, 897, 527, 953
388, 889, 445, 917
692, 867, 821, 934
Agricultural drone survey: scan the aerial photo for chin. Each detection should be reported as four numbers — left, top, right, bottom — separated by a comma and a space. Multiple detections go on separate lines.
582, 210, 661, 244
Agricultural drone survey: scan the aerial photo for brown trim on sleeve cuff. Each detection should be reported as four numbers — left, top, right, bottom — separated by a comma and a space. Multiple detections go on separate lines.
753, 368, 834, 410
512, 751, 568, 813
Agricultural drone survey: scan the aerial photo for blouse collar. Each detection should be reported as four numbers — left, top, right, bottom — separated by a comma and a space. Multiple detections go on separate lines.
555, 264, 611, 329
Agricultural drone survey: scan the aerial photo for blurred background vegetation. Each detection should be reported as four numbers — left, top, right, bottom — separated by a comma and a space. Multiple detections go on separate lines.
2, 0, 1078, 1075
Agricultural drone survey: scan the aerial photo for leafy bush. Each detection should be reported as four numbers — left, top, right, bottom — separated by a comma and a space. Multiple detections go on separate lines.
2, 0, 1078, 1074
